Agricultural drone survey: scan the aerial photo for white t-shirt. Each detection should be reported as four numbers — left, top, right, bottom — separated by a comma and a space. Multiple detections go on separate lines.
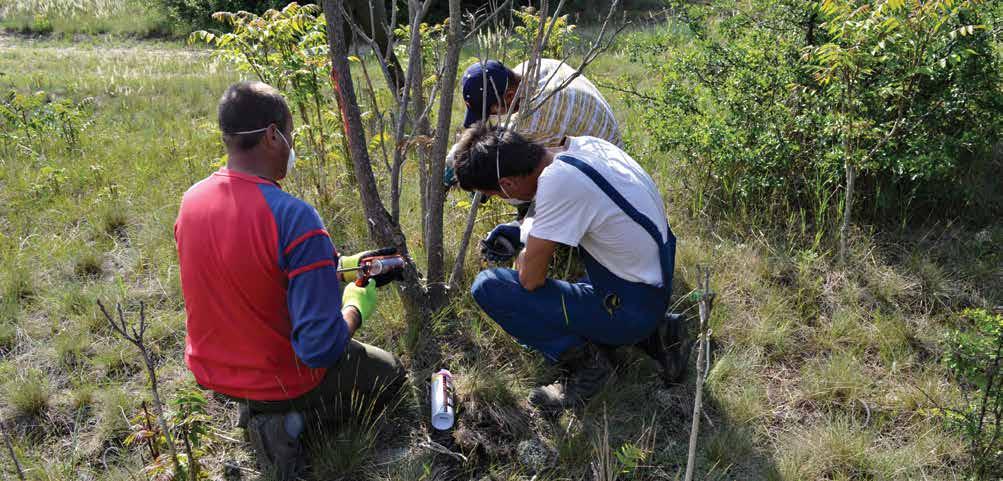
525, 136, 669, 286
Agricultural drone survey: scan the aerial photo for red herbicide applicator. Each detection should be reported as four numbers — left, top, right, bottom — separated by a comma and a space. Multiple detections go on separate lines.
337, 255, 407, 287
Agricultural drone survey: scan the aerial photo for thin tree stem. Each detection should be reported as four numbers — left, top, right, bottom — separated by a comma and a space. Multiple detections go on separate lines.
449, 192, 483, 286
2, 425, 25, 481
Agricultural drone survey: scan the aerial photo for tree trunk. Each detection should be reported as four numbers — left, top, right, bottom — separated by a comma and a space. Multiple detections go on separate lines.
839, 159, 855, 265
427, 0, 463, 300
838, 75, 854, 265
805, 10, 818, 46
324, 0, 428, 320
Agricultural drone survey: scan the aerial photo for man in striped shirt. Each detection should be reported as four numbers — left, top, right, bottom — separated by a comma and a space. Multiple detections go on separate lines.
445, 59, 623, 262
445, 58, 622, 187
466, 58, 622, 146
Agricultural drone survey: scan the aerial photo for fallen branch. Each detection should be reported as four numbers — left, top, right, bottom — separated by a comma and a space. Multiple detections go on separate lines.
421, 435, 468, 462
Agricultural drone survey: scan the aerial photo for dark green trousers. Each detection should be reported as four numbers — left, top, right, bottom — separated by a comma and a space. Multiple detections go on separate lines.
239, 340, 406, 423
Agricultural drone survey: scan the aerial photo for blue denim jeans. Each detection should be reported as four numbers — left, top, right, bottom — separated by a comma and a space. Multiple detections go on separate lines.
470, 253, 667, 361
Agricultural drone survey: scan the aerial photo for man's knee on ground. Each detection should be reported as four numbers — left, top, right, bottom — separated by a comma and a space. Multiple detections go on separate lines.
470, 268, 520, 309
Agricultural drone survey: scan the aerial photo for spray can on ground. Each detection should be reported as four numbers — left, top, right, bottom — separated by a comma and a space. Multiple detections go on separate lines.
430, 369, 454, 431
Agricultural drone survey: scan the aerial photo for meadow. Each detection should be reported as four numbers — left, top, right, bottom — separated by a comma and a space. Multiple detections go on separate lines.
0, 0, 172, 36
1, 1, 1001, 480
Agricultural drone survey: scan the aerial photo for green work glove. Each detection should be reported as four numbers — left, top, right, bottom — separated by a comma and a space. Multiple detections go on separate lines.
338, 247, 401, 286
342, 280, 377, 322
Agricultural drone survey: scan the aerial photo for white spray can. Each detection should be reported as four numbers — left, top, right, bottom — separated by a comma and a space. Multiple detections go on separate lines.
430, 369, 454, 431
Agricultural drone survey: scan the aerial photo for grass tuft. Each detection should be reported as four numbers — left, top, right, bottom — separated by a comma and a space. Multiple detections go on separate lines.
706, 349, 770, 425
2, 266, 35, 305
0, 321, 16, 355
777, 416, 874, 480
95, 387, 134, 443
802, 353, 873, 406
307, 389, 393, 480
704, 425, 757, 473
5, 369, 51, 417
92, 341, 141, 378
73, 251, 104, 280
54, 328, 90, 369
101, 207, 129, 239
71, 383, 96, 412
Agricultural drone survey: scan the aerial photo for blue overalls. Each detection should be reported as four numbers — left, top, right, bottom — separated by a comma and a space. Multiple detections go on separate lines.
470, 155, 676, 361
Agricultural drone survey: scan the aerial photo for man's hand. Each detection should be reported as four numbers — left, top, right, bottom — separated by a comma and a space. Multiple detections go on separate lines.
342, 280, 377, 325
339, 247, 403, 286
480, 221, 523, 262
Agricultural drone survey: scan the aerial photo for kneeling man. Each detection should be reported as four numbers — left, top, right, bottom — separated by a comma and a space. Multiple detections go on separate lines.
452, 124, 676, 410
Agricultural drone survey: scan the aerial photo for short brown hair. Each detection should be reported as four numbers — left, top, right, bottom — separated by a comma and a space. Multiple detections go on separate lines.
217, 81, 292, 150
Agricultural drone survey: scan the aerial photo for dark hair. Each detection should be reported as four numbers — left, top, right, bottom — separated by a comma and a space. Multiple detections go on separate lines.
217, 81, 292, 150
453, 123, 546, 191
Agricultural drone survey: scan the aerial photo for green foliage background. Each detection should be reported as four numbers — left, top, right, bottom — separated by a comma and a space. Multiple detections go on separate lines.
623, 0, 1001, 237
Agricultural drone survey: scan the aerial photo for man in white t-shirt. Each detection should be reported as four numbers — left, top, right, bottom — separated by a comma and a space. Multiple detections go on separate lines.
452, 123, 678, 410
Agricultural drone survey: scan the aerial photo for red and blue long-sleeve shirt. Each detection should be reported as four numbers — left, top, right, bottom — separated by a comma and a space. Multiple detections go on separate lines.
174, 167, 348, 401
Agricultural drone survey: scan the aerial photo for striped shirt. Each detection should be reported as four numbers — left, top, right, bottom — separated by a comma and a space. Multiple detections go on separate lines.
501, 58, 621, 147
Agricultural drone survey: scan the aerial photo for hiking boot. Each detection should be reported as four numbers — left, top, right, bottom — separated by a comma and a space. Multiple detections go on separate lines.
246, 411, 307, 481
237, 403, 250, 429
530, 343, 612, 411
638, 313, 692, 386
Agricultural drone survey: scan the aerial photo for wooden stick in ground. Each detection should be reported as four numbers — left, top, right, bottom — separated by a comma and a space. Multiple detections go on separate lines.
684, 268, 714, 481
2, 424, 25, 481
97, 301, 181, 478
449, 192, 485, 287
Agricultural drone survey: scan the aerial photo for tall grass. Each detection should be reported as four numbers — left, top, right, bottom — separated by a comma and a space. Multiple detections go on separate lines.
0, 0, 172, 36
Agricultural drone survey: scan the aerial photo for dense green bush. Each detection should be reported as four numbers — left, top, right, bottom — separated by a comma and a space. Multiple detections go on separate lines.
157, 0, 289, 31
622, 0, 1002, 239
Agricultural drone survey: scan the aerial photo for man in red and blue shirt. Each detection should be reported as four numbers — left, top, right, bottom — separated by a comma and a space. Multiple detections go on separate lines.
174, 82, 404, 478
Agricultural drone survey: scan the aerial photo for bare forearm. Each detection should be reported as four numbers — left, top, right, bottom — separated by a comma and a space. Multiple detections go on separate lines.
342, 306, 362, 337
519, 236, 557, 291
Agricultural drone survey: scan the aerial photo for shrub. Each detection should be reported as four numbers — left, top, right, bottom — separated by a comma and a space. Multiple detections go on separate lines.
512, 5, 579, 58
621, 0, 1002, 241
0, 90, 94, 158
189, 3, 346, 211
943, 307, 1003, 478
156, 0, 288, 32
